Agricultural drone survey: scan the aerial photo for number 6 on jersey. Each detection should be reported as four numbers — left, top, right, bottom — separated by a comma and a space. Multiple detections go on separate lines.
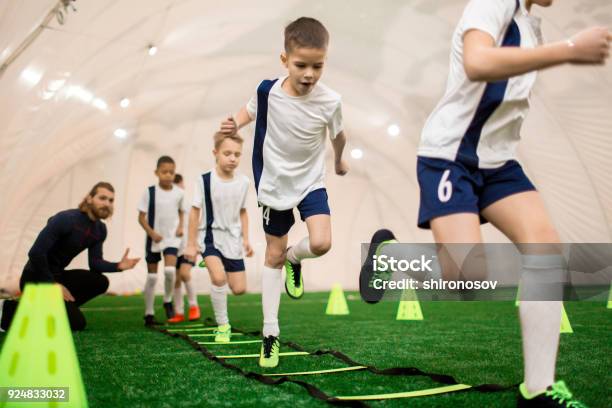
437, 169, 452, 203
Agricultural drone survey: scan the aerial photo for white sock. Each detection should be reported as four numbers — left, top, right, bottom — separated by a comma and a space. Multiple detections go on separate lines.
144, 273, 158, 315
185, 280, 198, 307
211, 284, 229, 325
519, 254, 566, 394
520, 301, 562, 393
286, 237, 317, 264
262, 266, 282, 337
174, 286, 184, 314
163, 266, 176, 303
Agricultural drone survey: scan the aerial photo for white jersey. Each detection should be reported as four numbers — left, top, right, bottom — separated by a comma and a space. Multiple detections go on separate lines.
246, 76, 343, 210
192, 169, 249, 259
418, 0, 543, 169
138, 184, 184, 252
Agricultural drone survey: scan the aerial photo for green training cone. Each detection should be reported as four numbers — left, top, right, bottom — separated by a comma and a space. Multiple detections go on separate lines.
560, 303, 573, 334
607, 282, 612, 309
198, 260, 207, 268
0, 284, 88, 407
396, 288, 423, 320
325, 284, 349, 315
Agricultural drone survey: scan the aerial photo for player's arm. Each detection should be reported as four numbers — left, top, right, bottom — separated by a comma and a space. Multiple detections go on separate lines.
88, 238, 119, 273
220, 106, 253, 136
138, 211, 162, 242
89, 242, 139, 272
89, 245, 139, 273
464, 27, 611, 82
184, 206, 201, 259
240, 208, 253, 257
331, 130, 348, 176
89, 226, 140, 272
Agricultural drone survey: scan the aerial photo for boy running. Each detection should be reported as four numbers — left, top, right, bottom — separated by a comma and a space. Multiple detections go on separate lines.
361, 1, 610, 406
220, 17, 348, 367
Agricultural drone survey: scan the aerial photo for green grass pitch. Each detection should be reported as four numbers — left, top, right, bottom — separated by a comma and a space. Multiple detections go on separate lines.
1, 292, 610, 407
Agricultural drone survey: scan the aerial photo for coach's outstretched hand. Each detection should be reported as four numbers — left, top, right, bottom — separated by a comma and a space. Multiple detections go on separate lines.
118, 248, 140, 271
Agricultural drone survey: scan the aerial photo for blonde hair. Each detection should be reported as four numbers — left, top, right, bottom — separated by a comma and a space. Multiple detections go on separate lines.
214, 131, 244, 150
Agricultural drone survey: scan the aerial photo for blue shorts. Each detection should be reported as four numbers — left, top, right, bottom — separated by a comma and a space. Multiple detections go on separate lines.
202, 247, 245, 273
146, 247, 178, 264
177, 255, 195, 268
262, 188, 331, 237
417, 157, 536, 229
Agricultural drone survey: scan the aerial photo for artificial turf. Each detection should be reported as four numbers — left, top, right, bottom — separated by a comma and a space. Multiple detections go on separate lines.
1, 292, 610, 407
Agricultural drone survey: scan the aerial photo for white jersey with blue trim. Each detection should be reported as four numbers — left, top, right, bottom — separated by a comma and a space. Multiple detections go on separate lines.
192, 169, 249, 259
247, 76, 343, 211
418, 0, 543, 169
137, 184, 184, 253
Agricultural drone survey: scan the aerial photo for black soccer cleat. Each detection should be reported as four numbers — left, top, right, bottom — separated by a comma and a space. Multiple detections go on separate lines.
163, 301, 175, 319
144, 314, 161, 327
359, 229, 397, 304
517, 381, 587, 408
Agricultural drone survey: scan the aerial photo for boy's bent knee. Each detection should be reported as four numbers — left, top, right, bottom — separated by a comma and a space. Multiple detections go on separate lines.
310, 240, 331, 256
265, 250, 286, 269
210, 276, 227, 287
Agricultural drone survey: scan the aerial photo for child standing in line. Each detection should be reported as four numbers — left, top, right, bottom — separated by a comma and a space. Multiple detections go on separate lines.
138, 156, 184, 326
167, 173, 201, 323
184, 132, 252, 343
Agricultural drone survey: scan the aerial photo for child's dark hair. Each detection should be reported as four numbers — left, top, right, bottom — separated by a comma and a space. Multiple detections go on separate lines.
174, 174, 183, 184
284, 17, 329, 53
156, 155, 175, 168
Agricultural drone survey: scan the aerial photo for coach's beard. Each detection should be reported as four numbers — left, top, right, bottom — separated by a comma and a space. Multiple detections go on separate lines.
89, 204, 112, 220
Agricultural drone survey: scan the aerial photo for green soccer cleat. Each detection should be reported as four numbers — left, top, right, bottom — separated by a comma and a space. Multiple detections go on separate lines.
214, 324, 231, 343
518, 381, 587, 408
259, 335, 280, 368
284, 254, 304, 299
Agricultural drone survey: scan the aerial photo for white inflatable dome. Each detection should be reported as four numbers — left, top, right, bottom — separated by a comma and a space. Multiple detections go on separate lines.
1, 0, 610, 294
